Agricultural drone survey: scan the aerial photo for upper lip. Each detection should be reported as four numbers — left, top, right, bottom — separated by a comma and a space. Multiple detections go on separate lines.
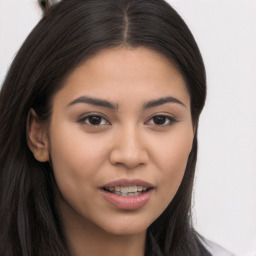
102, 179, 154, 188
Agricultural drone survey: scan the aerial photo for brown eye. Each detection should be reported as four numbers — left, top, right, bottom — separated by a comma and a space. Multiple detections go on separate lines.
88, 116, 102, 125
78, 115, 110, 126
152, 116, 167, 125
146, 115, 177, 126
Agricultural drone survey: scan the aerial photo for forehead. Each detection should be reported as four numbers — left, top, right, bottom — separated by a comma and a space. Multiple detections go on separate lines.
54, 46, 190, 107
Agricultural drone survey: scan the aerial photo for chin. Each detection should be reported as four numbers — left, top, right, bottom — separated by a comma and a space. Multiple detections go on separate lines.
98, 217, 150, 236
104, 227, 147, 237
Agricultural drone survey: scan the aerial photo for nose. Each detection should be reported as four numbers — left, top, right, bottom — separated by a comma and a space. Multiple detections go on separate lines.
109, 126, 149, 169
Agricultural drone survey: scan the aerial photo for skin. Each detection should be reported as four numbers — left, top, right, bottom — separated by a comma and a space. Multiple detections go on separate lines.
27, 47, 194, 256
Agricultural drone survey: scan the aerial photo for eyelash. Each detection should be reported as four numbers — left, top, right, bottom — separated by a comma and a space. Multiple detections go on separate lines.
77, 114, 110, 126
145, 115, 177, 126
77, 114, 177, 127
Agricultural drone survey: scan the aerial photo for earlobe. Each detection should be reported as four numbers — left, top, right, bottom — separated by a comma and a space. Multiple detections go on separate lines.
26, 109, 50, 162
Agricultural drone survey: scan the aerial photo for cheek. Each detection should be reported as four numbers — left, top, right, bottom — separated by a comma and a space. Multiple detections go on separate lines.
48, 123, 109, 193
150, 126, 194, 203
152, 125, 193, 169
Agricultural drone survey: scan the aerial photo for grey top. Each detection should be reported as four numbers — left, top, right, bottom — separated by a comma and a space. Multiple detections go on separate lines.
201, 238, 236, 256
149, 232, 236, 256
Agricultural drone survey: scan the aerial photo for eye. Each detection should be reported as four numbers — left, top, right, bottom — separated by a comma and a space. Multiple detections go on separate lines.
146, 115, 177, 126
77, 115, 110, 126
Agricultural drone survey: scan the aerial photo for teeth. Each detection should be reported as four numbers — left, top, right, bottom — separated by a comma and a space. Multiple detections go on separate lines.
115, 186, 121, 192
129, 185, 137, 193
114, 192, 141, 197
121, 186, 129, 193
105, 185, 149, 193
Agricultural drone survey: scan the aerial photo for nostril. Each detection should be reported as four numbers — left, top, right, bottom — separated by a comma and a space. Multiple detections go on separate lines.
109, 148, 149, 168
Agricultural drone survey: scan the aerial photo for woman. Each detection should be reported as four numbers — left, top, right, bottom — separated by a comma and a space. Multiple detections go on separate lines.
0, 0, 234, 255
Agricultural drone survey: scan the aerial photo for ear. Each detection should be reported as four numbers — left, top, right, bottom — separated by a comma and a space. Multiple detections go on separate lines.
26, 109, 50, 162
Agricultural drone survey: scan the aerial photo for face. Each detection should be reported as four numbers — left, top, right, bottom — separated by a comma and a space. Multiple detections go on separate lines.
30, 47, 194, 236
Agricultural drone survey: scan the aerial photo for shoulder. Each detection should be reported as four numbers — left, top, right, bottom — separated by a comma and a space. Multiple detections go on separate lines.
200, 237, 236, 256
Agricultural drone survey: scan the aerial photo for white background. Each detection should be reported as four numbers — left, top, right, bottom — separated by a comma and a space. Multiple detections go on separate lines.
0, 1, 255, 255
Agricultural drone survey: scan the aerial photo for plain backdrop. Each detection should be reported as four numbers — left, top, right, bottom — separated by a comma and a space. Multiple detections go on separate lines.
0, 1, 256, 255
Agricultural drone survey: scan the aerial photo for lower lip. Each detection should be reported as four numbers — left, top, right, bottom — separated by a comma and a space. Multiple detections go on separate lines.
100, 189, 153, 210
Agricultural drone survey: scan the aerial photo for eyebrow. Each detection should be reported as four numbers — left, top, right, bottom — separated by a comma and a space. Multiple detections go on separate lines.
143, 96, 186, 109
68, 95, 186, 110
68, 96, 118, 110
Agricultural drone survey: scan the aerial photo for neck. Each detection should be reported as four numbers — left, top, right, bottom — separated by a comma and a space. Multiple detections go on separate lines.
63, 217, 146, 256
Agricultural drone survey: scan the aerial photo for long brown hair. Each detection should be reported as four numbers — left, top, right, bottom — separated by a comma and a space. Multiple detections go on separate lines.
0, 1, 209, 255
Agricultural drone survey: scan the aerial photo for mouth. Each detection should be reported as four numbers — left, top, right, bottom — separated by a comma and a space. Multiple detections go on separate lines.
100, 179, 154, 210
103, 185, 152, 197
